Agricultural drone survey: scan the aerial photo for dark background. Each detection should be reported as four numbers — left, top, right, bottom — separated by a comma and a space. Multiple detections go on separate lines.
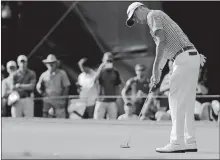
2, 1, 220, 95
163, 1, 220, 94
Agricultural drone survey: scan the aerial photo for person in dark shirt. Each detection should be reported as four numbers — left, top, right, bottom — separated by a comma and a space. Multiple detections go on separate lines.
121, 64, 150, 115
93, 52, 122, 120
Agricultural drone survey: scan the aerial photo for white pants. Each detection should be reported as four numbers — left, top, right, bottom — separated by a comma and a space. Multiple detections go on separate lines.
169, 49, 200, 144
11, 98, 34, 118
94, 101, 118, 120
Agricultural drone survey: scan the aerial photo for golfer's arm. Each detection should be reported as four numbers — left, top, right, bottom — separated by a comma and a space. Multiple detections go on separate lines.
152, 30, 166, 73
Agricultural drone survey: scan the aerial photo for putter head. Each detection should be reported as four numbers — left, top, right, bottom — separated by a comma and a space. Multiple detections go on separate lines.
120, 143, 131, 148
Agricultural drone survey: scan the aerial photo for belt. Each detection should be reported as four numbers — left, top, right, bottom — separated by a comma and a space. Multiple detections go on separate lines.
171, 46, 195, 61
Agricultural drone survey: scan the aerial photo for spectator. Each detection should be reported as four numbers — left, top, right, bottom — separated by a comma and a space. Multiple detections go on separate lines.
36, 54, 71, 118
11, 55, 36, 117
93, 52, 122, 120
118, 102, 138, 120
1, 61, 17, 117
76, 58, 99, 119
121, 64, 150, 115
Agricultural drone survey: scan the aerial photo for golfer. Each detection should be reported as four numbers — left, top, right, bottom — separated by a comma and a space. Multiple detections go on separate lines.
126, 2, 206, 153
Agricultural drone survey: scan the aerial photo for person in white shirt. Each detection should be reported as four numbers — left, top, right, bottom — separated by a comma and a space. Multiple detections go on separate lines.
118, 102, 138, 120
77, 58, 99, 119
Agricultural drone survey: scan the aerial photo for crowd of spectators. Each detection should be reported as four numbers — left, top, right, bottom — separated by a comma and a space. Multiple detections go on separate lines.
1, 53, 220, 122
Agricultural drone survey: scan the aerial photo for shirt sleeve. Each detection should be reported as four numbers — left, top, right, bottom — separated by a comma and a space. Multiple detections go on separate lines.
123, 78, 133, 93
77, 73, 83, 86
150, 12, 163, 34
61, 70, 71, 88
36, 73, 44, 91
114, 70, 122, 86
29, 70, 37, 85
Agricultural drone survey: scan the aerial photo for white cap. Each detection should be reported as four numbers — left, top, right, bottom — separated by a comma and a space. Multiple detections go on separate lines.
6, 61, 17, 69
17, 55, 28, 62
126, 2, 144, 27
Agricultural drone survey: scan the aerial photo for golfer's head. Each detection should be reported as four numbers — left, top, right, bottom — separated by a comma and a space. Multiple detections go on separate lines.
126, 2, 148, 27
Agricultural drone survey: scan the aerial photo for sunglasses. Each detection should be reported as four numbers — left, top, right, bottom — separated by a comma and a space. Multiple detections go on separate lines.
136, 69, 145, 72
107, 60, 113, 63
9, 66, 16, 70
19, 60, 27, 63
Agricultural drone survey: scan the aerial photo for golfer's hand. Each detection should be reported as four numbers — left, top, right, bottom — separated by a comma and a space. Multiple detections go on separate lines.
150, 69, 161, 88
200, 54, 207, 67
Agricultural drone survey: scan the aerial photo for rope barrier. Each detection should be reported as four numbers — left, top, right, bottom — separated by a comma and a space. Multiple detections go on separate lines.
26, 94, 220, 101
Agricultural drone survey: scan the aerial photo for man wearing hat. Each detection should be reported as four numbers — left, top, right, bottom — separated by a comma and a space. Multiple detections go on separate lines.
36, 54, 71, 118
121, 64, 150, 116
10, 55, 36, 117
2, 61, 17, 116
126, 2, 206, 153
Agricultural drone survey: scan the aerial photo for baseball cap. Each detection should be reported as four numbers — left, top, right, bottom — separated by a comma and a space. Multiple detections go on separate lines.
17, 55, 28, 62
126, 2, 144, 27
6, 61, 17, 69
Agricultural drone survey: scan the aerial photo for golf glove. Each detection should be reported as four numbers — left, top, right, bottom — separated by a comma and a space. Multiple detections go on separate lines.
199, 54, 206, 67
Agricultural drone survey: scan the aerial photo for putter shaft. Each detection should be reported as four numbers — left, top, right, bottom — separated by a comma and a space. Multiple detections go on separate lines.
122, 87, 154, 147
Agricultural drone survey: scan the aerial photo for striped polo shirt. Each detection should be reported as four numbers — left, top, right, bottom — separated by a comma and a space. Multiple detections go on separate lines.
147, 10, 194, 60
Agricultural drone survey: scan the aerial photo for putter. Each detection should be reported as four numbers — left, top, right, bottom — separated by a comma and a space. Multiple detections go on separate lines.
120, 86, 154, 149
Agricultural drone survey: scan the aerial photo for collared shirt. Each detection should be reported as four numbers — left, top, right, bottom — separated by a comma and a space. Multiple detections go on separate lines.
37, 69, 71, 104
124, 77, 150, 96
98, 68, 122, 102
13, 69, 36, 98
147, 10, 194, 60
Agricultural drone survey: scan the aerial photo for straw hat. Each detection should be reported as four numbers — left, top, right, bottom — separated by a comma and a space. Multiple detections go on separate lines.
43, 54, 58, 63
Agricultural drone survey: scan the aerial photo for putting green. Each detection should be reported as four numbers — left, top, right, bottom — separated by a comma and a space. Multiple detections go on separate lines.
2, 118, 219, 159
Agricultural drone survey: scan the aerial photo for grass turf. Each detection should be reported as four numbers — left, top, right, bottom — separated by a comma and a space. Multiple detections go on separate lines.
2, 118, 219, 159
